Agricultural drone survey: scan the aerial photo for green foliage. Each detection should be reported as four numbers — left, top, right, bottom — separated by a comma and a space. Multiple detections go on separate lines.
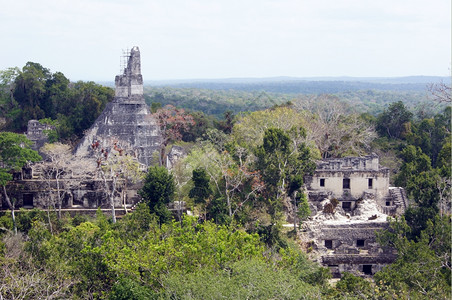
189, 168, 212, 204
181, 110, 216, 142
16, 208, 48, 233
256, 223, 288, 249
406, 106, 451, 167
393, 144, 446, 238
206, 195, 230, 224
375, 215, 451, 299
117, 203, 156, 240
161, 258, 322, 299
143, 84, 436, 120
139, 166, 175, 224
437, 141, 451, 177
109, 278, 156, 300
331, 272, 373, 299
233, 106, 308, 150
0, 132, 42, 185
1, 63, 114, 140
297, 192, 311, 224
255, 127, 315, 224
377, 101, 413, 139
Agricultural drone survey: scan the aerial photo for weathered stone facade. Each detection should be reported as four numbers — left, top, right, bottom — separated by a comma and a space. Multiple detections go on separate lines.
303, 154, 407, 278
305, 154, 407, 216
1, 47, 159, 215
74, 46, 163, 167
1, 166, 141, 217
166, 145, 187, 169
26, 120, 55, 153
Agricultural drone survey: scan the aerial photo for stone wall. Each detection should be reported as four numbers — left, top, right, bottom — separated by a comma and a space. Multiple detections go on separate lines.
115, 46, 144, 99
303, 154, 406, 278
304, 221, 397, 277
305, 154, 392, 211
1, 176, 141, 212
74, 46, 163, 167
26, 120, 55, 152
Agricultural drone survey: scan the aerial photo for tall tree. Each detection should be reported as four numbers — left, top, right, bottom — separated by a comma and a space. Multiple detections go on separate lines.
13, 62, 51, 130
139, 166, 175, 224
294, 95, 376, 158
255, 127, 315, 227
0, 132, 41, 233
376, 101, 413, 139
189, 168, 212, 219
376, 215, 451, 298
0, 67, 21, 129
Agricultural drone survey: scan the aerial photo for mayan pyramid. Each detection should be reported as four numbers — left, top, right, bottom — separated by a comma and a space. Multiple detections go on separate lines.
74, 46, 163, 166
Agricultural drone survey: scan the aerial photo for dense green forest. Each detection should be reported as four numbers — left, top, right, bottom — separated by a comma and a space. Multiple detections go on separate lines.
0, 63, 451, 298
144, 85, 444, 119
0, 63, 114, 143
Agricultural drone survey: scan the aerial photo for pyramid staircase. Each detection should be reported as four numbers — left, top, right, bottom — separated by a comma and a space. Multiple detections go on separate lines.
389, 187, 408, 215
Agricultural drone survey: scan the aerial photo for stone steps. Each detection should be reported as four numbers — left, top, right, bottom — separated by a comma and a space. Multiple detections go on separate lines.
389, 187, 408, 213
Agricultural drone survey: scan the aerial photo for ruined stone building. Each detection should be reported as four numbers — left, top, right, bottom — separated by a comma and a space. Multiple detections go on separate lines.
303, 154, 408, 278
1, 47, 409, 279
74, 46, 163, 167
26, 120, 56, 152
1, 47, 162, 215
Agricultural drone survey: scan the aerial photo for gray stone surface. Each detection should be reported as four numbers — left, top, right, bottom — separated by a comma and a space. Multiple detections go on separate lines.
74, 46, 163, 167
166, 145, 187, 169
26, 120, 55, 153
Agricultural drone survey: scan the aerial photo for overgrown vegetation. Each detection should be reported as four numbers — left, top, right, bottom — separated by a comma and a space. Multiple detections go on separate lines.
0, 63, 451, 298
0, 63, 114, 143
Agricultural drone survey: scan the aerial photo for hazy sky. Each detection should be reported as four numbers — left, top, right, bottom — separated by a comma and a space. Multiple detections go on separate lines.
0, 0, 450, 81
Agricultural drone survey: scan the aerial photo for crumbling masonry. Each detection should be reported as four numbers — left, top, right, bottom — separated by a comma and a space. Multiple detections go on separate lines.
1, 47, 163, 215
303, 154, 408, 277
74, 46, 163, 167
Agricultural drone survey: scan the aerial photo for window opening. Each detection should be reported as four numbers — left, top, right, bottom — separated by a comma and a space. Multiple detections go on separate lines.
368, 178, 373, 189
23, 194, 34, 207
325, 240, 333, 249
357, 239, 365, 247
342, 201, 351, 210
320, 178, 325, 187
343, 178, 350, 189
363, 265, 372, 275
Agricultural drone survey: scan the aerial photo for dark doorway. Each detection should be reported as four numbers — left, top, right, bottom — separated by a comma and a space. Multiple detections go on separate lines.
342, 201, 351, 210
357, 239, 365, 247
368, 178, 373, 189
325, 240, 333, 249
328, 265, 341, 278
363, 265, 372, 275
23, 194, 34, 207
320, 178, 325, 187
343, 178, 350, 189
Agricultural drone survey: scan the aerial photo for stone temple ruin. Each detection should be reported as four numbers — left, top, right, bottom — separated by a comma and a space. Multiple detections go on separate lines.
74, 46, 162, 167
26, 120, 56, 152
1, 47, 163, 215
303, 154, 408, 277
1, 47, 410, 279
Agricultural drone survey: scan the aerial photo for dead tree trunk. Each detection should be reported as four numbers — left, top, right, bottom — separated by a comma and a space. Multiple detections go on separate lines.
2, 185, 17, 234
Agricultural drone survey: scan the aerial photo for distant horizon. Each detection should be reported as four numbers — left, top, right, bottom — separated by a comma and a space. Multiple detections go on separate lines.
1, 0, 450, 82
93, 74, 450, 85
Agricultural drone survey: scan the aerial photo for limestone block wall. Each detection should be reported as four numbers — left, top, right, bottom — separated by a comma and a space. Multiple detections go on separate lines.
75, 46, 163, 167
307, 169, 390, 202
74, 101, 163, 167
1, 178, 140, 210
315, 223, 387, 251
308, 222, 396, 277
115, 46, 143, 98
